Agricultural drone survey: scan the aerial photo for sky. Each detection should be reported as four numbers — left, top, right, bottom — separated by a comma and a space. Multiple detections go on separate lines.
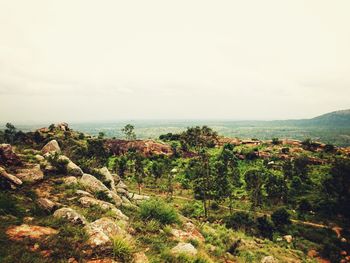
0, 0, 349, 123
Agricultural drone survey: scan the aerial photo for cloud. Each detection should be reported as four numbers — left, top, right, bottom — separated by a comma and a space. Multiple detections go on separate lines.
0, 0, 349, 121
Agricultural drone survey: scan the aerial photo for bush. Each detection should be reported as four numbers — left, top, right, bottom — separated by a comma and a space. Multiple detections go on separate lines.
181, 202, 204, 218
256, 215, 274, 239
297, 198, 312, 213
112, 235, 133, 262
224, 212, 255, 232
139, 198, 179, 225
271, 208, 291, 229
0, 192, 25, 218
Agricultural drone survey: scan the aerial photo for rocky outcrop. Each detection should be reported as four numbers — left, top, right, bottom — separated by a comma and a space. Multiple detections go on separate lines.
127, 192, 150, 203
261, 256, 278, 263
85, 218, 126, 251
95, 167, 116, 191
53, 207, 87, 225
63, 176, 78, 186
80, 174, 109, 193
0, 144, 21, 166
134, 252, 149, 263
6, 224, 58, 241
0, 166, 22, 187
171, 242, 197, 256
37, 198, 57, 212
15, 164, 44, 183
57, 155, 83, 176
106, 139, 172, 157
80, 174, 122, 206
171, 222, 205, 242
42, 140, 61, 155
78, 196, 128, 221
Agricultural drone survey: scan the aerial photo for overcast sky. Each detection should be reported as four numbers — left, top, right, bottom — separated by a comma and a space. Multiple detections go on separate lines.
0, 0, 349, 123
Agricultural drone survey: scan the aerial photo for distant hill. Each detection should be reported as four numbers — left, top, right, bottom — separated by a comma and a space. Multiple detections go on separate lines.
306, 109, 350, 126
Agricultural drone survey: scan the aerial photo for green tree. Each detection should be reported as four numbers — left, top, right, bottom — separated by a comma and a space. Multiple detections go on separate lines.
213, 144, 239, 213
98, 132, 105, 139
4, 123, 17, 144
244, 168, 266, 209
265, 173, 288, 205
180, 126, 218, 152
323, 158, 350, 218
122, 124, 136, 140
187, 149, 215, 217
271, 207, 291, 229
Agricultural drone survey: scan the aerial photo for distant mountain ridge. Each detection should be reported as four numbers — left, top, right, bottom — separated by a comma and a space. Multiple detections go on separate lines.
307, 109, 350, 126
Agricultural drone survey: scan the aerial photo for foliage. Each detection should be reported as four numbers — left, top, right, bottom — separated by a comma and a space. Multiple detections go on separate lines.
139, 198, 179, 225
112, 235, 134, 262
180, 126, 218, 151
271, 207, 291, 229
121, 124, 136, 140
244, 168, 266, 208
181, 201, 204, 218
224, 212, 255, 232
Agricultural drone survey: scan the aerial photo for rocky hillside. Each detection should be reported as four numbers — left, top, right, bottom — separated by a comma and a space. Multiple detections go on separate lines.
1, 123, 350, 263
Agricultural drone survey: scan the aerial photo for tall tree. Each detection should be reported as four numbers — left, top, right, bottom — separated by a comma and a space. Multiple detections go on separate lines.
122, 124, 136, 140
244, 168, 266, 209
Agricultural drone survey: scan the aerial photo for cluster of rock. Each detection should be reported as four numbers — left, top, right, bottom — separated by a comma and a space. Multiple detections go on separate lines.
2, 139, 149, 262
106, 139, 173, 157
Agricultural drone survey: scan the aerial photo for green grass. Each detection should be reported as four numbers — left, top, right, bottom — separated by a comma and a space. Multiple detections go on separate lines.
112, 235, 134, 262
139, 198, 180, 225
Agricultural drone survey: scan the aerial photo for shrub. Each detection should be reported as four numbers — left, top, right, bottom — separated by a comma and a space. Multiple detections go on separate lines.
297, 198, 312, 213
181, 202, 204, 218
271, 208, 291, 229
0, 192, 25, 218
256, 215, 274, 239
224, 212, 255, 232
139, 198, 179, 225
272, 138, 280, 145
210, 201, 220, 211
112, 235, 133, 262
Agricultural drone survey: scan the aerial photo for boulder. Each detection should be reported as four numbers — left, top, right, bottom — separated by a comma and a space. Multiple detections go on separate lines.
128, 192, 150, 201
35, 154, 45, 162
171, 242, 197, 256
0, 144, 21, 166
63, 176, 78, 186
80, 174, 122, 206
96, 167, 116, 191
86, 259, 118, 263
283, 235, 293, 243
80, 174, 109, 193
37, 198, 57, 212
41, 140, 61, 155
171, 222, 205, 242
261, 256, 278, 263
15, 164, 44, 183
116, 180, 128, 190
53, 207, 87, 225
0, 166, 22, 186
6, 224, 58, 241
134, 252, 149, 263
116, 187, 128, 195
85, 217, 126, 251
78, 196, 128, 221
76, 190, 94, 197
107, 191, 122, 207
57, 155, 83, 176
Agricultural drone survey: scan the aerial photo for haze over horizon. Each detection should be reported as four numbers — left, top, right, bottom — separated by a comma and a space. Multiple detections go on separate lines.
1, 0, 349, 123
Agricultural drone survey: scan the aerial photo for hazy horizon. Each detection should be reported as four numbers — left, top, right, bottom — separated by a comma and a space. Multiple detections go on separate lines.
1, 0, 350, 123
